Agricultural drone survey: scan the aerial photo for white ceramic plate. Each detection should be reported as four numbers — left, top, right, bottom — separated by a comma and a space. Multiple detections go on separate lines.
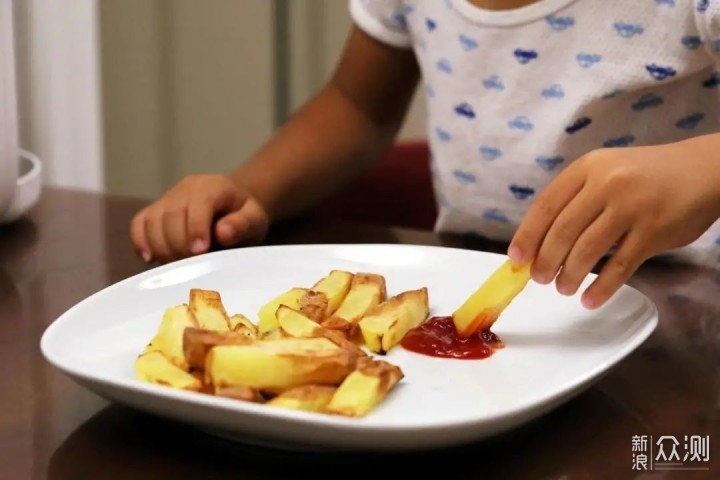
41, 244, 657, 451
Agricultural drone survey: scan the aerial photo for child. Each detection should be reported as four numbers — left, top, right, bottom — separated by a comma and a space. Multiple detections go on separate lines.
130, 0, 720, 310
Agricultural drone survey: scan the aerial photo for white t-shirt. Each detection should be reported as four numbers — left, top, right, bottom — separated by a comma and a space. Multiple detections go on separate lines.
349, 0, 720, 268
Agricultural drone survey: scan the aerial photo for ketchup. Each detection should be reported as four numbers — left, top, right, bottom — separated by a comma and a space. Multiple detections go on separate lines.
401, 316, 503, 360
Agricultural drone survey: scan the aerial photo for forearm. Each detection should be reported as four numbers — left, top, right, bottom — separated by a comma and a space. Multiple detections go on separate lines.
229, 82, 402, 221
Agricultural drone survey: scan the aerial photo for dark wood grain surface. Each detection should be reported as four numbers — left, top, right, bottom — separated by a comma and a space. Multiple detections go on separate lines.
1, 187, 718, 480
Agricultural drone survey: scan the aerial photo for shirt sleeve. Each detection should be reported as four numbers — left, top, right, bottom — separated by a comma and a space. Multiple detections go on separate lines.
694, 0, 720, 61
349, 0, 414, 48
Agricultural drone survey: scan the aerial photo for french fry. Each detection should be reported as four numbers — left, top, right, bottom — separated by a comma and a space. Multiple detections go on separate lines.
206, 337, 357, 392
189, 289, 230, 332
299, 291, 329, 323
358, 288, 429, 354
301, 270, 353, 319
138, 269, 416, 417
153, 304, 198, 369
325, 359, 403, 417
183, 327, 253, 370
135, 351, 202, 391
229, 314, 257, 339
452, 259, 531, 338
325, 273, 387, 334
260, 328, 287, 340
257, 287, 307, 334
215, 385, 264, 403
266, 385, 337, 412
276, 306, 367, 357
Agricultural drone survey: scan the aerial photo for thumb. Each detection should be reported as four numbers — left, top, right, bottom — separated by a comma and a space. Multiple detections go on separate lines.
214, 198, 269, 247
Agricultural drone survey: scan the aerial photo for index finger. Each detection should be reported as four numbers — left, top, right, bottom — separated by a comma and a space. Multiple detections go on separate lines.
508, 163, 586, 266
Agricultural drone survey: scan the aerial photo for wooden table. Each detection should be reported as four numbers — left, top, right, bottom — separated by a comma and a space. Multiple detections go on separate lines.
1, 187, 718, 479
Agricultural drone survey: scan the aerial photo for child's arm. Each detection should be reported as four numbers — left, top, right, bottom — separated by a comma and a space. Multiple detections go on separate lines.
130, 26, 419, 263
508, 134, 720, 309
230, 26, 420, 222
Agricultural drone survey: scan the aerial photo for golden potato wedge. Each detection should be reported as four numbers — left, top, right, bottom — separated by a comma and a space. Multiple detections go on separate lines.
189, 289, 230, 332
358, 288, 429, 354
257, 287, 307, 334
142, 334, 162, 355
215, 385, 264, 403
183, 327, 254, 370
452, 259, 531, 338
206, 337, 356, 392
301, 270, 353, 318
229, 314, 257, 339
276, 305, 367, 357
326, 273, 387, 331
267, 385, 337, 412
276, 305, 319, 337
153, 304, 198, 369
325, 359, 403, 417
135, 351, 202, 391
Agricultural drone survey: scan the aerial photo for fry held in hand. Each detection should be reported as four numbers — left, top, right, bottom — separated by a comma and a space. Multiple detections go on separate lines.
452, 259, 531, 338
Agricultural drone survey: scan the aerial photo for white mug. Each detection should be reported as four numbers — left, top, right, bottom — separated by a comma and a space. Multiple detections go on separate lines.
0, 0, 20, 219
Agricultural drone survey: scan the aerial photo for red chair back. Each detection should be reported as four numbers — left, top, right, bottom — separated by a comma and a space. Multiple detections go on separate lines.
311, 141, 437, 230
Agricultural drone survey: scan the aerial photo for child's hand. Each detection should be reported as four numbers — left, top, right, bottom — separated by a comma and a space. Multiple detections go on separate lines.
130, 174, 269, 264
508, 136, 720, 309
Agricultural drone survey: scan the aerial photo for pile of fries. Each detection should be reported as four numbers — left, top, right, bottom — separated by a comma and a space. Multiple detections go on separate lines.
135, 270, 429, 417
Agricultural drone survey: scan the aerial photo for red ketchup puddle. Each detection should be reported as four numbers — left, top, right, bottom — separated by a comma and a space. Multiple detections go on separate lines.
401, 316, 504, 360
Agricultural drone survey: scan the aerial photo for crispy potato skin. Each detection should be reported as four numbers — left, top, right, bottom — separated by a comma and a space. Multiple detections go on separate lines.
299, 291, 329, 323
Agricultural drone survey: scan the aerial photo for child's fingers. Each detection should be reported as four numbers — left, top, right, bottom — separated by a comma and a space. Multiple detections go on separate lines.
554, 210, 630, 296
215, 199, 268, 247
130, 208, 152, 263
162, 208, 189, 258
508, 166, 585, 265
531, 189, 603, 284
580, 229, 648, 309
186, 198, 214, 255
145, 210, 174, 263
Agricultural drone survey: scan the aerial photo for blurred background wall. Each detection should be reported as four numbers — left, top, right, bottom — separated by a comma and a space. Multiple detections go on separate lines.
12, 0, 427, 199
